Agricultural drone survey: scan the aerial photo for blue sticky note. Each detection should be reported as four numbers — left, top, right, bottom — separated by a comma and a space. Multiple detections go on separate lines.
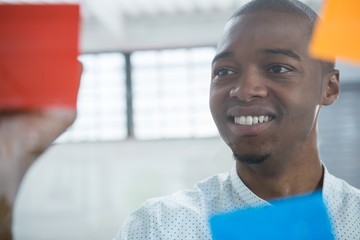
209, 191, 334, 240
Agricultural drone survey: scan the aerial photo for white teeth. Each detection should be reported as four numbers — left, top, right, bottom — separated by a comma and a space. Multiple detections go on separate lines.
253, 116, 259, 124
234, 115, 272, 126
245, 116, 253, 125
239, 116, 246, 125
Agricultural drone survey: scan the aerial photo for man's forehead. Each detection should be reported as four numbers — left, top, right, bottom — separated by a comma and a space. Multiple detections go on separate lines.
213, 12, 314, 65
217, 11, 311, 51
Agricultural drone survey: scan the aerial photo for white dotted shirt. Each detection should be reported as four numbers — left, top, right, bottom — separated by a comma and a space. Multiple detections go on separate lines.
116, 165, 360, 240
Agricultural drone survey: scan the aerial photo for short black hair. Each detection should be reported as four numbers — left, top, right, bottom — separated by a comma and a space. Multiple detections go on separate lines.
229, 0, 335, 73
230, 0, 317, 23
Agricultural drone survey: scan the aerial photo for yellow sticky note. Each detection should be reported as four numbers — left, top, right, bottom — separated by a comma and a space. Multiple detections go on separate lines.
309, 0, 360, 64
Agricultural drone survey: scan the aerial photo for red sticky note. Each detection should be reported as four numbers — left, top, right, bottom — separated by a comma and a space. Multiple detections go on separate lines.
0, 4, 80, 109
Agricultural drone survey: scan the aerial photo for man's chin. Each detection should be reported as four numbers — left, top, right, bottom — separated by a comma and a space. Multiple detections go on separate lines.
233, 154, 270, 164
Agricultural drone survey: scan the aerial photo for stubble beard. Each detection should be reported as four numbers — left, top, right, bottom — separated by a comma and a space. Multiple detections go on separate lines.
233, 153, 270, 164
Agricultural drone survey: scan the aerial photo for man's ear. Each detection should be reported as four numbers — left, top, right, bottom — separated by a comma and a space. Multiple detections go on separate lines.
322, 70, 340, 106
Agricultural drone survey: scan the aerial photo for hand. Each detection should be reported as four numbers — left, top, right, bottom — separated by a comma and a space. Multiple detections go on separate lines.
0, 108, 76, 239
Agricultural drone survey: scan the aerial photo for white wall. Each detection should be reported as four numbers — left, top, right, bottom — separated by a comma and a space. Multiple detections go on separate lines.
14, 137, 233, 240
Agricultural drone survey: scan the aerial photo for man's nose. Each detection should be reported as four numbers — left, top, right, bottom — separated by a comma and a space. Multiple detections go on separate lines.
229, 70, 268, 102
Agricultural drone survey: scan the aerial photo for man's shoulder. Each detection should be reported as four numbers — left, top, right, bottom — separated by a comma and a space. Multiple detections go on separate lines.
324, 171, 360, 215
117, 172, 232, 240
325, 172, 360, 199
324, 172, 360, 239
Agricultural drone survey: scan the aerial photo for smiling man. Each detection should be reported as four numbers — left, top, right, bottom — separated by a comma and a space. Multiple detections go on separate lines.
210, 2, 333, 200
118, 0, 360, 239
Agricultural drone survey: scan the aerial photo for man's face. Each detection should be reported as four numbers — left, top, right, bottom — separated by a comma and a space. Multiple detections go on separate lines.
210, 11, 327, 164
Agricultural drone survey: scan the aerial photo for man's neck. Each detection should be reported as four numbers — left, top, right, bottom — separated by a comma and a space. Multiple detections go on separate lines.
235, 155, 324, 200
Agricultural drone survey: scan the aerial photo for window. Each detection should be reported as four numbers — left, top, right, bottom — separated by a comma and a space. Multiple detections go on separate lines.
56, 53, 127, 142
57, 47, 219, 142
132, 47, 218, 139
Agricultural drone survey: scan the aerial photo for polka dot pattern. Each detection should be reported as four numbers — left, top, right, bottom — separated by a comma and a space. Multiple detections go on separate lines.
323, 168, 360, 239
116, 165, 360, 239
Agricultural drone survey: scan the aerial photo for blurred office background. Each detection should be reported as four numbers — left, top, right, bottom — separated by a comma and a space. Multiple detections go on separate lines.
3, 0, 359, 239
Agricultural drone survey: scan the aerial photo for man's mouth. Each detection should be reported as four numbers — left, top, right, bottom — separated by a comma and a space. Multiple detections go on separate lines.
234, 115, 273, 126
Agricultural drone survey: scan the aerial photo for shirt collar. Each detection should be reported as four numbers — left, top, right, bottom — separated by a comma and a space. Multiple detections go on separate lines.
230, 164, 336, 206
322, 164, 342, 202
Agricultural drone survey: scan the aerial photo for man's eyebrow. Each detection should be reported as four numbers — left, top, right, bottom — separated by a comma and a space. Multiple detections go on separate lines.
260, 48, 302, 61
212, 51, 234, 65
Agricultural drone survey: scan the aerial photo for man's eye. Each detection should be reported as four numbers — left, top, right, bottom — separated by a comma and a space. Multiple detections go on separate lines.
215, 69, 235, 76
269, 65, 291, 74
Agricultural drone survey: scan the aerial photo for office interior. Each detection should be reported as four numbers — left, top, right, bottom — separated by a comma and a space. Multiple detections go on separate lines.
5, 0, 360, 239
